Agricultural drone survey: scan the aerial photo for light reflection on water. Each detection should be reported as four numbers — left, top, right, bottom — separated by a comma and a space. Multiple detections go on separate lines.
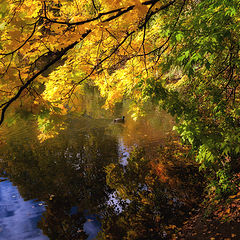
84, 214, 101, 240
0, 178, 48, 240
0, 178, 103, 240
118, 137, 130, 167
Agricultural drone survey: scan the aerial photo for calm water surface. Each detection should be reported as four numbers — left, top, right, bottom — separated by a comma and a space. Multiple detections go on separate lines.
0, 92, 178, 239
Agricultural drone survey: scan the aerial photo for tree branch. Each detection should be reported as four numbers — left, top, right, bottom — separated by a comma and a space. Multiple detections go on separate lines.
66, 0, 177, 97
0, 20, 39, 56
0, 30, 91, 126
43, 0, 127, 26
0, 0, 177, 126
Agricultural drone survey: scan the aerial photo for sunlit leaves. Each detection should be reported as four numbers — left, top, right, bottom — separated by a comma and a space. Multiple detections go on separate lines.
0, 0, 176, 127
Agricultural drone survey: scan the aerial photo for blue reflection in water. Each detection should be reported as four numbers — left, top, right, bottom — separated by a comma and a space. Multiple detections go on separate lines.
0, 178, 102, 240
84, 214, 101, 240
0, 178, 48, 240
70, 207, 101, 240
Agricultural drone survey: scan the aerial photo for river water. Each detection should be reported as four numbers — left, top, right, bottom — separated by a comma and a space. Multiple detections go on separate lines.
0, 89, 198, 240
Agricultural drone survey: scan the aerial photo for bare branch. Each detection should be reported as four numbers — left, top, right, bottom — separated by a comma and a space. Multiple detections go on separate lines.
42, 0, 175, 27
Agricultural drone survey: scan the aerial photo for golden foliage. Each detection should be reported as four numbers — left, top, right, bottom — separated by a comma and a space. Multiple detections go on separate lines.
0, 0, 174, 125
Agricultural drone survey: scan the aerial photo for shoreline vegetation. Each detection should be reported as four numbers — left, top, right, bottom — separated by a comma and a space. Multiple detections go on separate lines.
132, 133, 240, 240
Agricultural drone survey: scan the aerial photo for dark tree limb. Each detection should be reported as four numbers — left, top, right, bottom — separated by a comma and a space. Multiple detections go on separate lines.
0, 0, 177, 126
0, 20, 39, 56
42, 0, 174, 27
0, 30, 91, 126
43, 0, 126, 26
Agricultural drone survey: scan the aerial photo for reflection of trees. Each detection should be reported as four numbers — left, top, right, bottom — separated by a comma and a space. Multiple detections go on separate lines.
0, 117, 119, 240
0, 112, 188, 240
100, 149, 167, 239
100, 147, 202, 240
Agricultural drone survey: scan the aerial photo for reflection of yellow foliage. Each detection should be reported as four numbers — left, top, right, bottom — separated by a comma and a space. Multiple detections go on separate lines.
37, 116, 66, 143
37, 132, 56, 143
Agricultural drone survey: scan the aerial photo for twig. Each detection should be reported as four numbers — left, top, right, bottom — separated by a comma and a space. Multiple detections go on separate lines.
0, 20, 39, 56
0, 30, 91, 125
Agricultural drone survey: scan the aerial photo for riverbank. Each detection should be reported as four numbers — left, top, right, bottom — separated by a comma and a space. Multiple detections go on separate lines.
170, 165, 240, 239
177, 189, 240, 239
154, 135, 240, 239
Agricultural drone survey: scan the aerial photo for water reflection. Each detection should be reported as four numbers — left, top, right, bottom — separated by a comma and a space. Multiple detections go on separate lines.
0, 116, 121, 239
83, 213, 101, 240
0, 178, 47, 240
0, 91, 184, 239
